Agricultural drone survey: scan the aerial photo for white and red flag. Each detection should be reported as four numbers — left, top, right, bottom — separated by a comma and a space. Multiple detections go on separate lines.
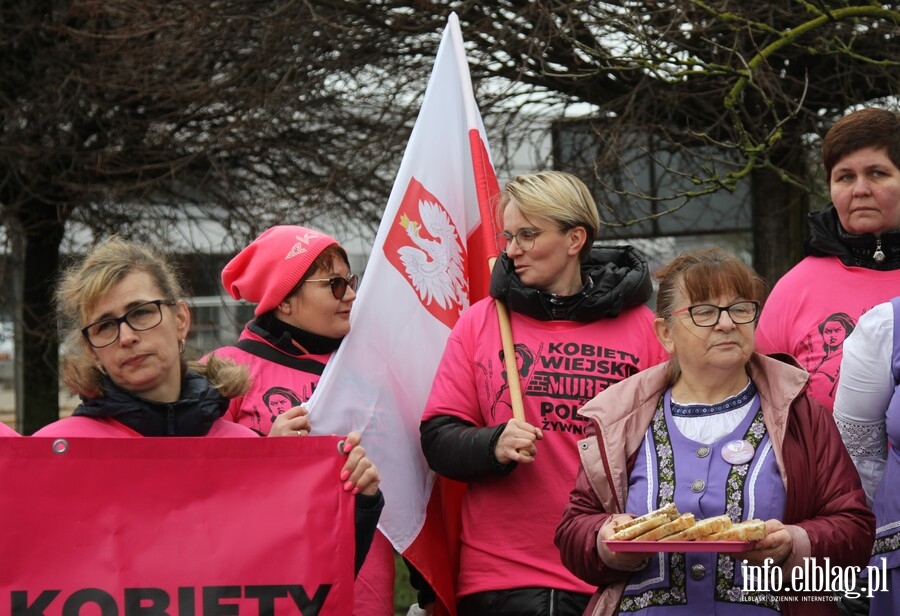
307, 12, 500, 616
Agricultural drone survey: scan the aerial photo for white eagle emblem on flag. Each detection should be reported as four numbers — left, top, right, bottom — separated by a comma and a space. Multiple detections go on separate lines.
397, 199, 469, 314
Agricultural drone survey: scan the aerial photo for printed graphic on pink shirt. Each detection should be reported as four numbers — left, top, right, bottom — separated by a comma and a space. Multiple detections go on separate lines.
262, 386, 304, 423
241, 379, 317, 435
481, 339, 641, 435
796, 312, 857, 403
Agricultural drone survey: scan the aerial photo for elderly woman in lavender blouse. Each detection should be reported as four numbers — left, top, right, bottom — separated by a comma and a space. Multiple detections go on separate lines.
555, 247, 874, 616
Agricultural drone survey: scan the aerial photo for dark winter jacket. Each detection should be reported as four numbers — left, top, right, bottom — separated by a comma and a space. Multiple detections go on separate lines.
806, 204, 900, 270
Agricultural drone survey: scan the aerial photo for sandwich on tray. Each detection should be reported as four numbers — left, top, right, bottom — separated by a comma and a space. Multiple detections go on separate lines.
706, 519, 767, 541
609, 502, 766, 543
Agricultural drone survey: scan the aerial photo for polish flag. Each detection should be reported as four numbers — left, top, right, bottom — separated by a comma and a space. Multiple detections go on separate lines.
306, 12, 499, 616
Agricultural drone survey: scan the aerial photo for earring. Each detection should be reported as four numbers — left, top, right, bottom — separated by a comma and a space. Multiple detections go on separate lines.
96, 364, 107, 376
178, 339, 185, 354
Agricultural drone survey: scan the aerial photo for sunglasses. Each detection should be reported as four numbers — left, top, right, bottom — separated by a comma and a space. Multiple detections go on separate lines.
303, 274, 359, 300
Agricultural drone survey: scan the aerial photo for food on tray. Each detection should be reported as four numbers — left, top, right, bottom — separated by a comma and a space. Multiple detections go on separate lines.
609, 503, 680, 541
612, 502, 680, 534
631, 513, 696, 541
662, 514, 733, 541
707, 518, 767, 542
609, 503, 766, 543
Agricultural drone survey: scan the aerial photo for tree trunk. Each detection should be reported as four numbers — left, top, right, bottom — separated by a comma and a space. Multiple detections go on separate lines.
16, 209, 65, 434
750, 143, 809, 290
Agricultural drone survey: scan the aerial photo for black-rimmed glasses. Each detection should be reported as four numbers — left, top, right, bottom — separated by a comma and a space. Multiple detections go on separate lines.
672, 300, 760, 327
303, 274, 359, 300
82, 299, 176, 348
495, 228, 549, 252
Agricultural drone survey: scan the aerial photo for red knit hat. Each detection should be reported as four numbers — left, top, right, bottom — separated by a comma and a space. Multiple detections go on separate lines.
222, 225, 338, 316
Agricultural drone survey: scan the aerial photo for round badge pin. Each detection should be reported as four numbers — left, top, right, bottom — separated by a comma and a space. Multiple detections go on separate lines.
721, 439, 755, 465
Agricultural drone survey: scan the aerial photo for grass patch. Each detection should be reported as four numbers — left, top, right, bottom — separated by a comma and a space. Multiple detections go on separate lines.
394, 552, 418, 615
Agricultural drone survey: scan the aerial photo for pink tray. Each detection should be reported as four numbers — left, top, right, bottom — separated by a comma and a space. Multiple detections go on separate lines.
605, 540, 756, 553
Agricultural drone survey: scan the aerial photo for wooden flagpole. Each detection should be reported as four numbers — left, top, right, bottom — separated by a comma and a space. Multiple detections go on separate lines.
488, 257, 525, 421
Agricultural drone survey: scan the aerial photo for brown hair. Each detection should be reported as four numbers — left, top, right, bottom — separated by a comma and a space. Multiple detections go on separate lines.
822, 108, 900, 179
654, 247, 766, 384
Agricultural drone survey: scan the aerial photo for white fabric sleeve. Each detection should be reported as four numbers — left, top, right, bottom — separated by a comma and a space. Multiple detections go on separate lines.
833, 301, 894, 506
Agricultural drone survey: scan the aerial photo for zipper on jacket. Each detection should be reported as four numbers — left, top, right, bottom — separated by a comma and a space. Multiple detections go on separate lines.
549, 589, 555, 616
166, 406, 176, 435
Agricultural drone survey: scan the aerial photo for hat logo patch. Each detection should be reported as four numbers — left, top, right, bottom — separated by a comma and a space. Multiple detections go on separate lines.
285, 234, 318, 259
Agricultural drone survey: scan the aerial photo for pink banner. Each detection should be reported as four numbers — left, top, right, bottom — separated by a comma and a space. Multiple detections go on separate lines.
0, 436, 354, 615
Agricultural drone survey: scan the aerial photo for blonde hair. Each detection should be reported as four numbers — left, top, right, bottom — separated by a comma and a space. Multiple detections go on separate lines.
497, 171, 601, 261
57, 236, 188, 327
56, 236, 189, 397
194, 354, 250, 399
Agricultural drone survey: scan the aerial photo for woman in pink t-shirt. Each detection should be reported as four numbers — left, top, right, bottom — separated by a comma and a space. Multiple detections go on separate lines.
35, 236, 264, 439
756, 106, 900, 616
421, 171, 667, 616
757, 108, 900, 414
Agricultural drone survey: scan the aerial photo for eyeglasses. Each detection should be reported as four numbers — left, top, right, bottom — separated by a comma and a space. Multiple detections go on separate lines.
673, 300, 760, 327
82, 299, 176, 348
303, 274, 359, 300
496, 228, 550, 252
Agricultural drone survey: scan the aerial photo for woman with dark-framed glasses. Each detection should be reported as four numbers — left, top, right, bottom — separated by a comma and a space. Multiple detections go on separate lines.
419, 170, 666, 616
34, 235, 383, 578
34, 236, 259, 438
210, 225, 359, 438
555, 246, 874, 616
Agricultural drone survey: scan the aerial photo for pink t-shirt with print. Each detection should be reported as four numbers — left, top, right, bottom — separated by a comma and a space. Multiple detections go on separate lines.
422, 297, 667, 599
756, 255, 900, 412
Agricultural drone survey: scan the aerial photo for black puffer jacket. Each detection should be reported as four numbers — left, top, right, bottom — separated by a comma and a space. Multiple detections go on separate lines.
488, 245, 654, 321
76, 371, 229, 436
420, 244, 654, 481
806, 204, 900, 270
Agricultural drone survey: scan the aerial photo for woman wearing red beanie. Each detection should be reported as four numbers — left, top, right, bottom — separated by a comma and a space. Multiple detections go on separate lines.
209, 225, 429, 616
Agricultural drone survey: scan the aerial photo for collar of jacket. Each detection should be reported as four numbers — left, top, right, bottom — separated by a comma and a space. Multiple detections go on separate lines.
805, 205, 900, 270
488, 245, 653, 322
251, 312, 343, 355
577, 352, 807, 512
73, 370, 229, 436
